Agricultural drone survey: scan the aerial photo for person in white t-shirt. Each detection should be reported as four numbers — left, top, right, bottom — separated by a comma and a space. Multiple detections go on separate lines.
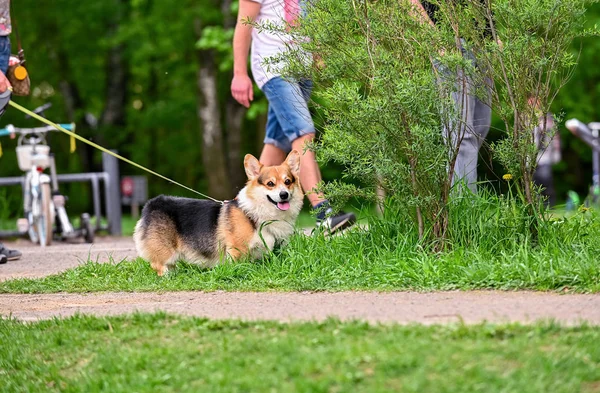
231, 0, 356, 233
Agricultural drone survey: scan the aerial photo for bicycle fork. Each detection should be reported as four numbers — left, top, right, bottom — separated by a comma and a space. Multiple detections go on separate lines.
23, 167, 52, 244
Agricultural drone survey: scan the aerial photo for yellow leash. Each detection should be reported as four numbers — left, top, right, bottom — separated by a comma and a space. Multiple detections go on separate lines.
7, 100, 224, 204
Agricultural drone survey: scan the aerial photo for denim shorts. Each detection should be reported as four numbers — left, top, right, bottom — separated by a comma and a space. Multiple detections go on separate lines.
0, 36, 11, 74
262, 77, 315, 152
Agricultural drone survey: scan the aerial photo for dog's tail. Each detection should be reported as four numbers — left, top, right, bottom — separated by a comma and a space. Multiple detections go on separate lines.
132, 217, 147, 258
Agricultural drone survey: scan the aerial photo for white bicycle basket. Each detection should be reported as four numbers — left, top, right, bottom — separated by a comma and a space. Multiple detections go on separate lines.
16, 145, 51, 171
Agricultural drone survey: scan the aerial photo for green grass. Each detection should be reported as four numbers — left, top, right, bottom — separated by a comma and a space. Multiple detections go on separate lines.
1, 314, 599, 393
0, 195, 598, 294
1, 210, 599, 294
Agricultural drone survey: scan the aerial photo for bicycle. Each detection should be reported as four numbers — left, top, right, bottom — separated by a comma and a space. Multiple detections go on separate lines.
0, 118, 94, 246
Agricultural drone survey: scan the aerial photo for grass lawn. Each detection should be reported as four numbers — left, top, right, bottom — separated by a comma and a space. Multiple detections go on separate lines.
0, 196, 598, 294
1, 313, 599, 393
1, 210, 599, 294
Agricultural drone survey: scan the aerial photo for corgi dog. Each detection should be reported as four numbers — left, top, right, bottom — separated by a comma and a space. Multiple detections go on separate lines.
133, 150, 303, 276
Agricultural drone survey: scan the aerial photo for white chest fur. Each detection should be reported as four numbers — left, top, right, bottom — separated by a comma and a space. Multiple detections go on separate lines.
235, 187, 302, 259
248, 219, 296, 258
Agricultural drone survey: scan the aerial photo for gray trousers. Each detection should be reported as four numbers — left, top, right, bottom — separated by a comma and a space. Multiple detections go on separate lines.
437, 50, 492, 193
533, 164, 556, 207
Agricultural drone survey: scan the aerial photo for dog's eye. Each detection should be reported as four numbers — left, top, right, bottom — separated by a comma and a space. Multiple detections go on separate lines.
267, 181, 275, 187
284, 179, 292, 185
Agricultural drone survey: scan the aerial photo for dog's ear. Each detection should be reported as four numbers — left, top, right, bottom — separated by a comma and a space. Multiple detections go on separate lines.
244, 154, 262, 180
285, 150, 301, 177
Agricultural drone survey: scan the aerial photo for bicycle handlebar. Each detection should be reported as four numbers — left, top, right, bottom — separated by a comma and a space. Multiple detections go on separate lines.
566, 119, 600, 153
25, 102, 53, 119
0, 123, 75, 137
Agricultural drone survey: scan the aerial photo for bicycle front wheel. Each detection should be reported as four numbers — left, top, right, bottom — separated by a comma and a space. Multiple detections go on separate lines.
33, 183, 53, 247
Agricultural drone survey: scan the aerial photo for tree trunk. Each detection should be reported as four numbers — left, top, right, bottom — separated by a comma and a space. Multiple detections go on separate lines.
225, 102, 246, 193
195, 17, 231, 200
100, 43, 128, 129
100, 0, 129, 131
222, 0, 247, 194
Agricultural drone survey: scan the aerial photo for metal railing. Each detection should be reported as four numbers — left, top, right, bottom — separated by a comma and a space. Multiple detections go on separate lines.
0, 151, 122, 237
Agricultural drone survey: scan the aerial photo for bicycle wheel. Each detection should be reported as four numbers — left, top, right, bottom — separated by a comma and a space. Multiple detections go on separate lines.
33, 183, 53, 246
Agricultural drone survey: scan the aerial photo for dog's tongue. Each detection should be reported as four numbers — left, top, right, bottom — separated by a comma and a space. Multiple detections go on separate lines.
277, 201, 290, 211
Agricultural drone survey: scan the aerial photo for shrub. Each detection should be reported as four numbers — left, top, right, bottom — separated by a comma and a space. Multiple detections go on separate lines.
265, 0, 597, 246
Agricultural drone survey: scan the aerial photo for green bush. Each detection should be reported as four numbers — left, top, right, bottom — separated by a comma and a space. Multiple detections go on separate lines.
271, 0, 596, 246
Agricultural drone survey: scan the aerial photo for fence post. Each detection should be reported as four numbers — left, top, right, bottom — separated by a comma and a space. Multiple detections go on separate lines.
102, 151, 122, 236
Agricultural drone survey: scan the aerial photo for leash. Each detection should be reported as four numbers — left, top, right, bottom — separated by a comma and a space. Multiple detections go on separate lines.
7, 100, 224, 204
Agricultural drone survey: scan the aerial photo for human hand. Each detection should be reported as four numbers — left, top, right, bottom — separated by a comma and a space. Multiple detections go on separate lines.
8, 56, 19, 67
231, 74, 254, 108
0, 71, 11, 93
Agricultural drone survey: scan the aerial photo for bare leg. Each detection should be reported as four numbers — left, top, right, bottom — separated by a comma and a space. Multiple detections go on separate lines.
259, 143, 287, 166
292, 133, 326, 207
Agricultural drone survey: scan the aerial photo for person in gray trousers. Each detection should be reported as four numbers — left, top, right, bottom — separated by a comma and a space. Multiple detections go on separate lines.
410, 0, 493, 193
443, 49, 492, 193
533, 110, 561, 207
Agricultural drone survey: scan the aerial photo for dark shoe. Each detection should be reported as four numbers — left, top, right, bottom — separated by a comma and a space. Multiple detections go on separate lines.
0, 243, 22, 261
316, 209, 357, 234
0, 254, 6, 264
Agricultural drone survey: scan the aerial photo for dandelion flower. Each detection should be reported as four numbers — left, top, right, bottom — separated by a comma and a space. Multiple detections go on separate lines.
502, 174, 513, 181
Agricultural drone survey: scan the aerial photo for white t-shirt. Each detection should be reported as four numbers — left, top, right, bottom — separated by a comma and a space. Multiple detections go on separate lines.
250, 0, 309, 89
0, 0, 11, 36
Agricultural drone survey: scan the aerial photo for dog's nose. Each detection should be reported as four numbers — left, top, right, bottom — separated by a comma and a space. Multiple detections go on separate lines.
279, 191, 289, 200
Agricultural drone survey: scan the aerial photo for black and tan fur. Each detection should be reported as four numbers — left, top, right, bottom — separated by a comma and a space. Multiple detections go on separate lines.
134, 150, 303, 275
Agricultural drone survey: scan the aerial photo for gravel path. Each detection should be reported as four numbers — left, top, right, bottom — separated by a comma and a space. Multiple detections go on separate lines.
1, 290, 599, 325
0, 236, 136, 281
0, 237, 599, 325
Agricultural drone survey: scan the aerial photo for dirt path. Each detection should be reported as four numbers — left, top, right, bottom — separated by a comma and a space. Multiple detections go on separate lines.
1, 291, 599, 325
1, 237, 599, 325
0, 236, 137, 281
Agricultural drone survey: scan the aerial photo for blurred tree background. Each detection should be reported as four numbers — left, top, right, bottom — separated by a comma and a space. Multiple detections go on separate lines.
0, 0, 598, 215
